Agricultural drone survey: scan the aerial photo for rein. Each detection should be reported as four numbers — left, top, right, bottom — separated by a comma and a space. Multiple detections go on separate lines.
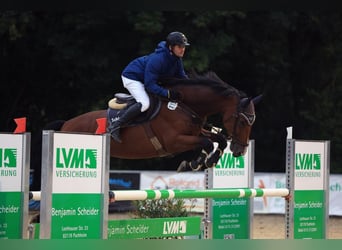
175, 102, 206, 126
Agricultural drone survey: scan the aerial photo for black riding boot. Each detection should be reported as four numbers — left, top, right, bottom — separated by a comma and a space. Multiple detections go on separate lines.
110, 102, 142, 143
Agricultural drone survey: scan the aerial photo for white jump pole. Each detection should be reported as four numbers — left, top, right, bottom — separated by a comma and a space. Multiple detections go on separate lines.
30, 188, 289, 201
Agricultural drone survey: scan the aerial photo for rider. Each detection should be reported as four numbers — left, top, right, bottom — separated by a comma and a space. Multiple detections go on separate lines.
110, 31, 190, 143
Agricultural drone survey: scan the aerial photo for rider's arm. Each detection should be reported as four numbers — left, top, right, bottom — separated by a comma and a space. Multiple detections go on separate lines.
175, 59, 188, 79
144, 58, 169, 97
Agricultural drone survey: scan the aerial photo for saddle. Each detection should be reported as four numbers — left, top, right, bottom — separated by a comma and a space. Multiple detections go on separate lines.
107, 93, 162, 127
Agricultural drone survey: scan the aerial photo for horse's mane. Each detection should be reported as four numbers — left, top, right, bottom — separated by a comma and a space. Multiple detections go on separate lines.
162, 71, 245, 97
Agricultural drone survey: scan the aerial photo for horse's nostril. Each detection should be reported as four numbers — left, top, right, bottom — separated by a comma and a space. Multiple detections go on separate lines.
233, 152, 240, 157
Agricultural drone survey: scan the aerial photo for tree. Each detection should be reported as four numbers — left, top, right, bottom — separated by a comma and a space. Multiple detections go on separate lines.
1, 11, 342, 173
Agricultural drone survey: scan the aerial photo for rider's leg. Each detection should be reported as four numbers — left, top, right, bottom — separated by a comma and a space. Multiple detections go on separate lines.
122, 76, 150, 112
110, 76, 150, 143
110, 102, 142, 143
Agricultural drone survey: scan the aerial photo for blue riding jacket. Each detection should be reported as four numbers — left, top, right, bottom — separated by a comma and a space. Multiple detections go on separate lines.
122, 41, 188, 98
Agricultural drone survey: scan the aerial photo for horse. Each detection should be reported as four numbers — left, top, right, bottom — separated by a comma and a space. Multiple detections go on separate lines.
52, 71, 260, 173
29, 71, 260, 194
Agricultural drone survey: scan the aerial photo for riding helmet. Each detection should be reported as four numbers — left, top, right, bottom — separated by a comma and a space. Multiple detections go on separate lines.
166, 31, 190, 47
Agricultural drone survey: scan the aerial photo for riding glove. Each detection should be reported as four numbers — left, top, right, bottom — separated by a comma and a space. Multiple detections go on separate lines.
168, 90, 182, 101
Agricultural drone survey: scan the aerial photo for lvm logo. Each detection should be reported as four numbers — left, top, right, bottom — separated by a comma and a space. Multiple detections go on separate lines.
163, 220, 187, 234
295, 153, 321, 170
0, 148, 17, 176
215, 152, 244, 169
0, 148, 17, 168
56, 148, 97, 169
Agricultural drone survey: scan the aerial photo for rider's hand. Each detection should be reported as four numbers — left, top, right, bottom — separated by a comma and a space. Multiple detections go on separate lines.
168, 90, 182, 101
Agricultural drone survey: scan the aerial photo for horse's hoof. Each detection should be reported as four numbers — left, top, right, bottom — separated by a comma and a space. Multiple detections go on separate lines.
189, 161, 203, 171
177, 161, 192, 172
205, 160, 216, 169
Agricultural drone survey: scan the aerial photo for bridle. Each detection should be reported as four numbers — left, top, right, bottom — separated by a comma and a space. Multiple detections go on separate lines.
172, 96, 256, 149
224, 103, 256, 148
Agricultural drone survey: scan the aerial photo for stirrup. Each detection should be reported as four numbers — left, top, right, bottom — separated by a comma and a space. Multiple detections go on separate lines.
111, 133, 122, 143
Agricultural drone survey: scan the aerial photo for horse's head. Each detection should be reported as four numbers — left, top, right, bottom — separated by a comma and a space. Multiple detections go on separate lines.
223, 95, 262, 157
164, 72, 261, 157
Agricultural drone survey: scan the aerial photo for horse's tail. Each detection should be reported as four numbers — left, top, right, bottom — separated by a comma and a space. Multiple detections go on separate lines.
43, 120, 65, 131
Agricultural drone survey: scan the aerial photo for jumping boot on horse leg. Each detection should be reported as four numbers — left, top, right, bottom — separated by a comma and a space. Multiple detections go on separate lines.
205, 149, 223, 169
190, 149, 208, 171
204, 133, 227, 168
177, 149, 209, 172
177, 138, 214, 172
110, 102, 142, 143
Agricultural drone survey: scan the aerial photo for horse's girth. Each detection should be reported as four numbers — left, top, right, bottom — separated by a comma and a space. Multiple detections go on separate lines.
142, 123, 168, 157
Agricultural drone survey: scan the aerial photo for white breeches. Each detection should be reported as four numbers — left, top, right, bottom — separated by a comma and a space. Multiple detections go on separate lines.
121, 76, 150, 112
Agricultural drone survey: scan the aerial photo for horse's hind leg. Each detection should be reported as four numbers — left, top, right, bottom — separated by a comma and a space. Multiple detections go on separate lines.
177, 137, 213, 172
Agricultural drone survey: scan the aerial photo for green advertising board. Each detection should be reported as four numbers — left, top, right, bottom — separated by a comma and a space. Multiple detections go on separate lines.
29, 216, 202, 239
108, 216, 201, 239
0, 192, 22, 238
50, 193, 103, 239
39, 131, 110, 239
286, 139, 329, 239
205, 140, 254, 239
293, 190, 325, 238
211, 197, 250, 239
0, 133, 30, 239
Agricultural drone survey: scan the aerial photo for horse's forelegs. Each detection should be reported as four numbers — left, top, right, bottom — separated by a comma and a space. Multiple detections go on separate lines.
177, 137, 213, 172
205, 132, 227, 168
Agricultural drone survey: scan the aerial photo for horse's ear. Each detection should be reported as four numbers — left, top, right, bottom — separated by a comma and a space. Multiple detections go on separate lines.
240, 97, 251, 108
252, 94, 263, 105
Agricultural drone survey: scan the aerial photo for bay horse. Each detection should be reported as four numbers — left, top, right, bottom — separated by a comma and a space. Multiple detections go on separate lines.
50, 72, 260, 172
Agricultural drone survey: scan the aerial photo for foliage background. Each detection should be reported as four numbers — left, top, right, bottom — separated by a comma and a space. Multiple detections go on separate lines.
1, 11, 341, 173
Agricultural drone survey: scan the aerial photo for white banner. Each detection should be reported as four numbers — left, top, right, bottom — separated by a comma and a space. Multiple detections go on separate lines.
138, 171, 342, 216
52, 133, 104, 193
253, 173, 286, 214
328, 174, 342, 216
140, 171, 205, 212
